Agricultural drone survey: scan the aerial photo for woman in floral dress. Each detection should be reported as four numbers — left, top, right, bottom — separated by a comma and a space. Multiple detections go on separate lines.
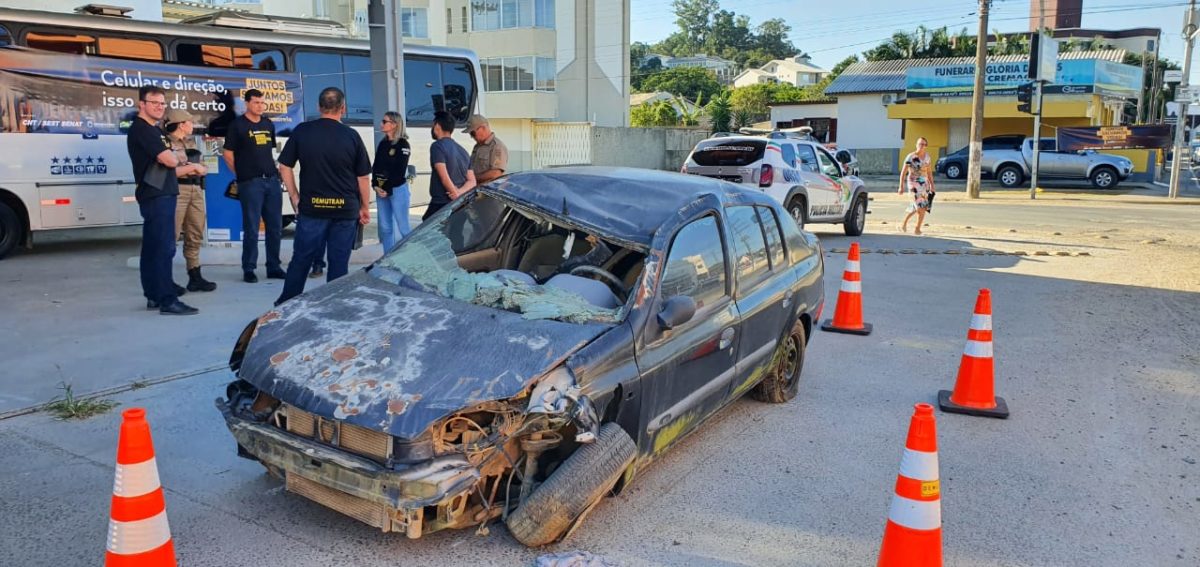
897, 137, 936, 234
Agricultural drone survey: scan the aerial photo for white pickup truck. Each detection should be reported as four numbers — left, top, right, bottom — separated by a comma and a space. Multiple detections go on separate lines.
983, 137, 1134, 189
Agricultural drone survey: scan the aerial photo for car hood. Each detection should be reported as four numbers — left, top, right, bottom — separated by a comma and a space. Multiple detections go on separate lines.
238, 271, 610, 439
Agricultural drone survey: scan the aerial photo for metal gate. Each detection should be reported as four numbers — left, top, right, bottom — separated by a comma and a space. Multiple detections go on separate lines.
533, 122, 593, 169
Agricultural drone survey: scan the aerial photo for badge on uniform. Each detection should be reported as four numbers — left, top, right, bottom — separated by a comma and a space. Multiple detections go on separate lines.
389, 148, 396, 156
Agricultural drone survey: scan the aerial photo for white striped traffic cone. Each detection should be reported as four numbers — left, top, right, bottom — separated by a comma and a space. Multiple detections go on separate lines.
106, 408, 176, 567
877, 403, 942, 567
938, 288, 1009, 419
821, 242, 872, 335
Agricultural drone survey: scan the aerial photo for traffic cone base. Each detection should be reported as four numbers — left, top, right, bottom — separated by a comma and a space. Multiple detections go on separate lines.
821, 319, 873, 335
937, 389, 1009, 419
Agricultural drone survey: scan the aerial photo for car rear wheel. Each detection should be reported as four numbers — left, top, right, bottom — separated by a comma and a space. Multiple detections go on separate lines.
1090, 166, 1118, 189
0, 201, 22, 260
506, 423, 635, 547
752, 324, 806, 403
945, 163, 964, 179
843, 195, 866, 236
997, 165, 1024, 188
786, 196, 807, 230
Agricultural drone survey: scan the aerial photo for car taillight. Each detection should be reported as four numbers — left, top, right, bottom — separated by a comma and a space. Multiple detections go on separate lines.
759, 164, 773, 187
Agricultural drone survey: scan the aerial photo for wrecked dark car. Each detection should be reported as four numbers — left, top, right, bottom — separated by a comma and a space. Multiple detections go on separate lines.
217, 167, 825, 546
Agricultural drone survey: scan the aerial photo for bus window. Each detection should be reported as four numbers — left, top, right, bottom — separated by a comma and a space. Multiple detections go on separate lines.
342, 54, 373, 124
98, 37, 162, 61
0, 25, 12, 47
404, 58, 442, 126
295, 50, 344, 120
25, 31, 96, 55
441, 60, 474, 123
177, 43, 283, 70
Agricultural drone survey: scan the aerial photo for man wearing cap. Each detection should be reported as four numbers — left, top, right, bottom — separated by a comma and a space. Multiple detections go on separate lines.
164, 109, 217, 292
464, 114, 508, 184
223, 88, 285, 284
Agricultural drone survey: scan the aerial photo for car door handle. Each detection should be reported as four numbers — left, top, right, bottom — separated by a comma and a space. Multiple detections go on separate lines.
719, 327, 736, 350
783, 290, 793, 308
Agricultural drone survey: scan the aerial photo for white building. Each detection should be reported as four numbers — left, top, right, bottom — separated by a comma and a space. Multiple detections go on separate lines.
768, 100, 838, 144
732, 53, 827, 88
648, 53, 738, 84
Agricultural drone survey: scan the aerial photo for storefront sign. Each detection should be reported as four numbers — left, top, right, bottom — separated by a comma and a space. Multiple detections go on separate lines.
905, 59, 1142, 99
1056, 125, 1172, 151
0, 47, 303, 137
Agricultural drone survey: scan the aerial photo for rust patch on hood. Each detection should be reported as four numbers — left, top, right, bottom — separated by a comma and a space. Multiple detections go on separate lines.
270, 351, 290, 366
331, 346, 359, 362
387, 394, 423, 415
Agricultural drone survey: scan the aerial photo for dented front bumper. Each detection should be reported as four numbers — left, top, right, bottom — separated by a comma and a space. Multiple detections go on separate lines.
216, 397, 484, 537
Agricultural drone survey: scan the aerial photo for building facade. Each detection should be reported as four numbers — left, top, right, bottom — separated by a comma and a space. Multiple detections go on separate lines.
732, 54, 826, 88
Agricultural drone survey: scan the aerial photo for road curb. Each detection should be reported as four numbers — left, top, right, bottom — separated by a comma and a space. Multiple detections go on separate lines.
0, 363, 226, 421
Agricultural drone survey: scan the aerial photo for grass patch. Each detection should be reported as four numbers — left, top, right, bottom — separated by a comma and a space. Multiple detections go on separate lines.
44, 382, 118, 420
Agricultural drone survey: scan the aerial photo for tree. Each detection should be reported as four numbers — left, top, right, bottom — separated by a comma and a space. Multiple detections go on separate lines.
754, 18, 795, 57
671, 0, 719, 51
676, 92, 706, 127
631, 100, 680, 128
652, 1, 803, 70
640, 67, 724, 102
707, 92, 732, 132
730, 83, 772, 125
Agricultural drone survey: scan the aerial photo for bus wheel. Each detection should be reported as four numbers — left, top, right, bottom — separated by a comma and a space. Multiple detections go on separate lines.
0, 201, 21, 260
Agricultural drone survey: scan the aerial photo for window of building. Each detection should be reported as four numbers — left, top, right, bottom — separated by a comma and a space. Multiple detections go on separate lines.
726, 206, 770, 287
401, 7, 429, 39
756, 206, 786, 269
176, 43, 282, 70
471, 0, 553, 31
660, 216, 727, 311
447, 8, 453, 34
462, 6, 469, 32
0, 25, 11, 47
481, 56, 555, 92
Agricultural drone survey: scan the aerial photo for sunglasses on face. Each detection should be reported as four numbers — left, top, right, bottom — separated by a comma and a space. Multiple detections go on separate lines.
382, 119, 395, 124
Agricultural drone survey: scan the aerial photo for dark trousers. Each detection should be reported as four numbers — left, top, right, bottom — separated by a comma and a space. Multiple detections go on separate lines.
239, 177, 283, 273
276, 215, 357, 305
139, 195, 178, 305
422, 201, 448, 221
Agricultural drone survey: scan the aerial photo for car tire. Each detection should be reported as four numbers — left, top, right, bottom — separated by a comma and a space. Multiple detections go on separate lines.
786, 196, 807, 230
997, 165, 1024, 189
945, 162, 964, 179
506, 422, 635, 547
843, 194, 866, 237
1090, 166, 1118, 189
0, 201, 22, 260
752, 324, 806, 404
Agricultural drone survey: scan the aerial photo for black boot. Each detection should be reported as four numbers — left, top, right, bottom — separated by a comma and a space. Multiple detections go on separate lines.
173, 282, 187, 296
187, 267, 218, 292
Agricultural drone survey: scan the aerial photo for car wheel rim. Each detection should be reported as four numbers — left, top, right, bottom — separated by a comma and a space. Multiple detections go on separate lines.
1002, 171, 1016, 185
855, 201, 865, 231
948, 165, 960, 177
790, 206, 804, 227
779, 334, 800, 387
1097, 172, 1112, 187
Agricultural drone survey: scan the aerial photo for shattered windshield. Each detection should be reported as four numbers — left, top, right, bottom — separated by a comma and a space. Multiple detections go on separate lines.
372, 194, 628, 325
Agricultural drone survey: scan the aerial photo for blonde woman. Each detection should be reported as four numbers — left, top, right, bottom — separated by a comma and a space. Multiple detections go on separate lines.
898, 137, 936, 234
372, 111, 412, 251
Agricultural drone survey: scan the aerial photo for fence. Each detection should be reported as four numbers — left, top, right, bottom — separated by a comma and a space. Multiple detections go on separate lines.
533, 122, 710, 172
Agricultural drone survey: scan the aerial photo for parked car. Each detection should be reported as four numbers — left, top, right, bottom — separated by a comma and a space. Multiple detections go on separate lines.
983, 137, 1134, 189
217, 167, 825, 546
681, 132, 869, 235
935, 135, 1026, 179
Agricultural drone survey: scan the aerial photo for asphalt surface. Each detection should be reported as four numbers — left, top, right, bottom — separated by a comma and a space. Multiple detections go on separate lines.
1, 194, 1197, 566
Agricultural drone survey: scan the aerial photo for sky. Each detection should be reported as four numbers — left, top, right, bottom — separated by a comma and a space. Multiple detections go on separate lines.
631, 0, 1190, 77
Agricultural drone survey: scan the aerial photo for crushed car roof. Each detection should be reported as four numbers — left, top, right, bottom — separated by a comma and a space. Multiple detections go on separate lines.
483, 166, 775, 250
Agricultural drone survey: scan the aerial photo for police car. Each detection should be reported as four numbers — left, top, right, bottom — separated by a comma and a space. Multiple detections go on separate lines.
681, 130, 868, 235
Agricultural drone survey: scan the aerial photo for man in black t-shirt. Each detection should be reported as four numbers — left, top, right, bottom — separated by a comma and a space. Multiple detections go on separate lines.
274, 87, 371, 306
222, 88, 284, 283
127, 85, 197, 315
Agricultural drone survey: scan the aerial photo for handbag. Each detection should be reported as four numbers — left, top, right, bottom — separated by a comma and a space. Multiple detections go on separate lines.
224, 180, 239, 201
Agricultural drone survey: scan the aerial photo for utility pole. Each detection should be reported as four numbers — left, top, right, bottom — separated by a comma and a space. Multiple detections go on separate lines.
369, 0, 406, 146
1030, 0, 1046, 200
1169, 0, 1197, 200
966, 0, 991, 199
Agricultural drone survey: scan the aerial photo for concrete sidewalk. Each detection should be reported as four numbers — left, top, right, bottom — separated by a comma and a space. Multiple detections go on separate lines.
859, 175, 1200, 206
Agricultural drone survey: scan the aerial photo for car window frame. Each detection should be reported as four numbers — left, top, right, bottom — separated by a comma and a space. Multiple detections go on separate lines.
755, 206, 787, 270
725, 205, 772, 294
794, 143, 819, 173
815, 145, 842, 178
651, 212, 732, 328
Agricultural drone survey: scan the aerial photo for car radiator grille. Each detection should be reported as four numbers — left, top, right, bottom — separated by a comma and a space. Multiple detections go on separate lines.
282, 404, 392, 463
286, 473, 390, 531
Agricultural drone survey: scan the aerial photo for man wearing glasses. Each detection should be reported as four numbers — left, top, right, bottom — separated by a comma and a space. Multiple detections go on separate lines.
463, 114, 508, 185
127, 85, 198, 315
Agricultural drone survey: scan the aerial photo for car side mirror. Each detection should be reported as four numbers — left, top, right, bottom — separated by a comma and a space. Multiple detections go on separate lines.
658, 295, 696, 329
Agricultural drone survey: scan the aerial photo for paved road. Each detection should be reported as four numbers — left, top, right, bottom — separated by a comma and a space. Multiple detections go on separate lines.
1, 197, 1197, 566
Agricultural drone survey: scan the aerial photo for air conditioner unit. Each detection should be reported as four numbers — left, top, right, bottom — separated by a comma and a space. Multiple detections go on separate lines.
881, 93, 896, 105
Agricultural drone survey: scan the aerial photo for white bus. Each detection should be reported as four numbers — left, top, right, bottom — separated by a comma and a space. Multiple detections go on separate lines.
0, 7, 483, 258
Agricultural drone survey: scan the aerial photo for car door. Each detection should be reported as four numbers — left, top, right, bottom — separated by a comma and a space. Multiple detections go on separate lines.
1035, 138, 1066, 178
724, 206, 791, 397
794, 143, 836, 217
637, 214, 740, 456
815, 145, 852, 216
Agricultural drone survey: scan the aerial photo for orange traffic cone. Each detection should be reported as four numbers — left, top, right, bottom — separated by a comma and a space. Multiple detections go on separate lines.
821, 242, 872, 335
878, 403, 942, 567
938, 289, 1010, 419
106, 408, 177, 567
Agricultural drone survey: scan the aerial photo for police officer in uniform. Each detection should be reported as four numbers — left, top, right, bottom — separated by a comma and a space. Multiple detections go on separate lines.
163, 108, 217, 292
463, 114, 508, 184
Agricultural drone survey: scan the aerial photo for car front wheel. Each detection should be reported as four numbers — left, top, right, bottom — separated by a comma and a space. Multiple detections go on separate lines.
843, 195, 866, 236
997, 165, 1024, 188
1090, 166, 1118, 189
506, 423, 636, 547
945, 162, 964, 179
